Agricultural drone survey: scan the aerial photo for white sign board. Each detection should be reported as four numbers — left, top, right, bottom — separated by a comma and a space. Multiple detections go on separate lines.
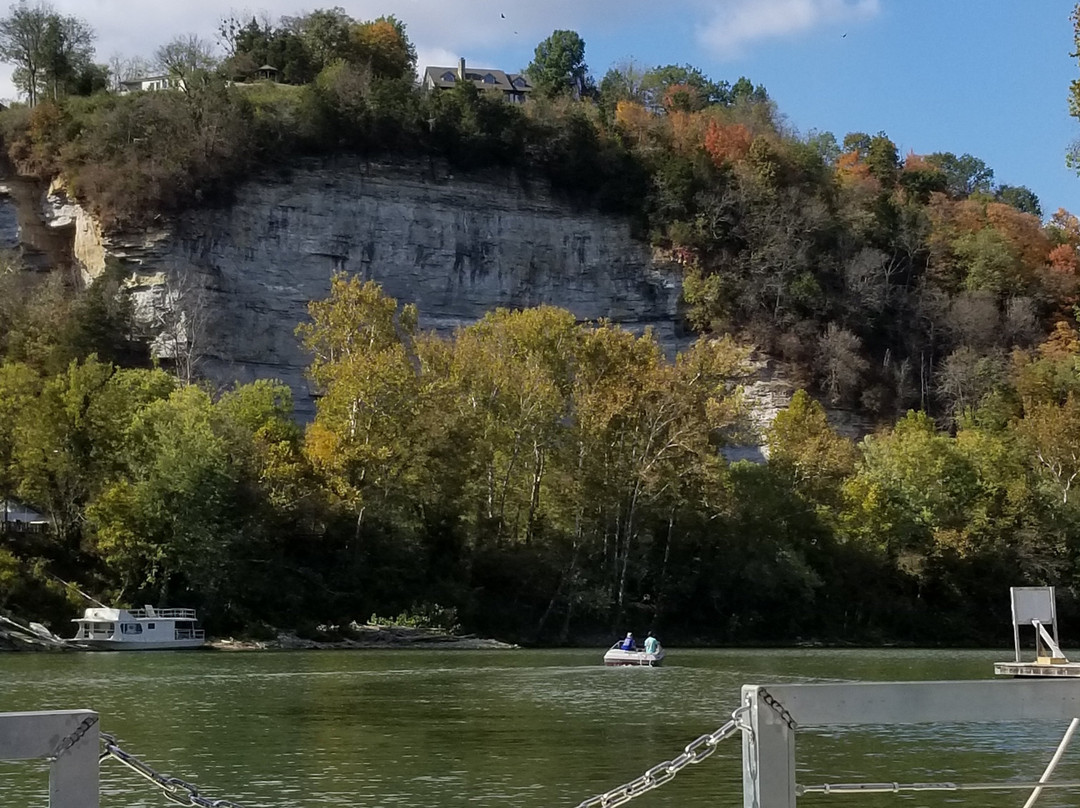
1012, 586, 1056, 625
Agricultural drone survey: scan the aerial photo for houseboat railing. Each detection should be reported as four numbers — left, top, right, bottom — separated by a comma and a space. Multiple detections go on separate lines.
128, 607, 197, 620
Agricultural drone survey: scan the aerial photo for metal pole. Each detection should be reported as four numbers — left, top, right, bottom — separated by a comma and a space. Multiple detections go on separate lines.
741, 687, 796, 808
0, 710, 99, 808
1022, 717, 1080, 808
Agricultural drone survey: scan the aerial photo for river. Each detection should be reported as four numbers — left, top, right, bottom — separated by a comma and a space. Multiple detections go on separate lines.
3, 647, 1080, 807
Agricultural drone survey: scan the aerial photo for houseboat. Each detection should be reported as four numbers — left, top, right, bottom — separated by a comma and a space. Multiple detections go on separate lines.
69, 606, 205, 650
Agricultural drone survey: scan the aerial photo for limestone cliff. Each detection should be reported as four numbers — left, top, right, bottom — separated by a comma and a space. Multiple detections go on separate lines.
51, 157, 686, 420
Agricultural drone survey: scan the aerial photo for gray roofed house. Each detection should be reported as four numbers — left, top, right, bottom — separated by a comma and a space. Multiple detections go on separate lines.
423, 58, 532, 103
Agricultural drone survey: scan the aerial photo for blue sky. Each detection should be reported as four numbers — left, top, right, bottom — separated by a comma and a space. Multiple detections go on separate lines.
15, 1, 1080, 218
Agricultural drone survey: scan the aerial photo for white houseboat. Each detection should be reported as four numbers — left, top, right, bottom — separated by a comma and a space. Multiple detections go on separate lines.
70, 606, 205, 650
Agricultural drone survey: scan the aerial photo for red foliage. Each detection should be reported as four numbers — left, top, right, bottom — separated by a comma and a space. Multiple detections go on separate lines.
703, 120, 752, 167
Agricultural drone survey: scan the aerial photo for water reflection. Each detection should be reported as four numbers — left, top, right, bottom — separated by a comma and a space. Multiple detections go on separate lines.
1, 648, 1078, 807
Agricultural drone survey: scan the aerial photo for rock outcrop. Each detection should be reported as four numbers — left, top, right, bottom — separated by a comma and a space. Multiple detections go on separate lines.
50, 158, 686, 420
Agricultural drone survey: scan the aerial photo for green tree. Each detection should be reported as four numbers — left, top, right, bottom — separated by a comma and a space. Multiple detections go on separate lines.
527, 29, 589, 99
925, 152, 994, 197
38, 11, 93, 100
298, 275, 430, 534
286, 7, 354, 73
86, 385, 245, 606
640, 63, 730, 111
995, 184, 1042, 217
767, 389, 857, 507
1069, 3, 1080, 171
0, 0, 93, 105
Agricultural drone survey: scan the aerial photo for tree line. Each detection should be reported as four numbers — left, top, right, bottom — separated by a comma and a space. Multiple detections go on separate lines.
1, 3, 1080, 643
4, 270, 1080, 645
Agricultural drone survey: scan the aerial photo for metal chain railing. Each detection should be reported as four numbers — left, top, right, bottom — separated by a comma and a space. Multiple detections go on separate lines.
759, 688, 798, 731
100, 733, 247, 808
48, 714, 100, 761
573, 704, 751, 808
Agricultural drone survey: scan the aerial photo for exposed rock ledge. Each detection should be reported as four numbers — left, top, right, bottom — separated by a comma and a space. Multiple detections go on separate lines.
45, 157, 686, 422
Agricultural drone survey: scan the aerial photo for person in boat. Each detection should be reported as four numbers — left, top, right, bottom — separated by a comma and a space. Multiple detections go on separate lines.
643, 632, 660, 655
620, 632, 636, 651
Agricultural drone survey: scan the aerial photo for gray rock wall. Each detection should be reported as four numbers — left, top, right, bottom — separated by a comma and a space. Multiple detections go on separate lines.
75, 158, 684, 420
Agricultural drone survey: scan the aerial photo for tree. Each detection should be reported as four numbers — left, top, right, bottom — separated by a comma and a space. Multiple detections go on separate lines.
768, 389, 857, 504
995, 184, 1042, 218
1018, 394, 1080, 504
597, 59, 647, 117
1069, 4, 1080, 171
285, 7, 354, 73
297, 274, 429, 535
816, 324, 868, 405
107, 53, 151, 91
154, 33, 218, 86
350, 15, 415, 79
925, 152, 994, 197
0, 1, 93, 105
527, 29, 589, 99
38, 11, 93, 100
640, 63, 734, 110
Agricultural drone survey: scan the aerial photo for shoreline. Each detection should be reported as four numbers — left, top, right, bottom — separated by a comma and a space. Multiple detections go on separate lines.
211, 626, 518, 651
0, 620, 518, 652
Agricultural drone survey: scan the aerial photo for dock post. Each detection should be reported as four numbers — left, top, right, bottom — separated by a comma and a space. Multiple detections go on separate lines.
741, 687, 796, 808
0, 709, 99, 808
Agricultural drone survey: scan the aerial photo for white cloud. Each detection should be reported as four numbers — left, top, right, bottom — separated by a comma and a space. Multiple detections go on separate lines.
697, 0, 880, 58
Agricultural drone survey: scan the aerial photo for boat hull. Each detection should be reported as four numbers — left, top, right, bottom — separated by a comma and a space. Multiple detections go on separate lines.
604, 648, 664, 667
67, 638, 205, 651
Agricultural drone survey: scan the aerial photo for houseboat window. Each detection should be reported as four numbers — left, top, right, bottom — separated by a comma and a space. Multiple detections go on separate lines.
147, 622, 155, 629
121, 623, 143, 634
93, 622, 112, 632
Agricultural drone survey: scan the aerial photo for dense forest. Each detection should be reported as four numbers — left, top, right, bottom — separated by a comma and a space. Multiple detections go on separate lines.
2, 3, 1080, 645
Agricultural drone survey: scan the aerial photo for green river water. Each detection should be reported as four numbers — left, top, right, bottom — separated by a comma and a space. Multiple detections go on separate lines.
3, 647, 1080, 807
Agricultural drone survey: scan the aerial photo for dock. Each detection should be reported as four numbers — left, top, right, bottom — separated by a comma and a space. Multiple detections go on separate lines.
995, 661, 1080, 677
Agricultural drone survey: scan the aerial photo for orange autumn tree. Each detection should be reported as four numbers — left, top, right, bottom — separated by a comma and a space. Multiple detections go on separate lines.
703, 120, 752, 167
835, 150, 876, 188
615, 100, 655, 145
667, 109, 708, 155
350, 17, 415, 79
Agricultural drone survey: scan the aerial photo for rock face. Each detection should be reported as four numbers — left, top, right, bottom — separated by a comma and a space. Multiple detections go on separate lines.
62, 158, 685, 421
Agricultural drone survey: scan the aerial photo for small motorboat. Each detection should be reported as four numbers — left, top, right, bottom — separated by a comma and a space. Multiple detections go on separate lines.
604, 642, 665, 667
69, 605, 205, 651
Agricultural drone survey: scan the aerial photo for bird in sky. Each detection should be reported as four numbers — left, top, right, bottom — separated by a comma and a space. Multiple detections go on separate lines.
501, 13, 506, 18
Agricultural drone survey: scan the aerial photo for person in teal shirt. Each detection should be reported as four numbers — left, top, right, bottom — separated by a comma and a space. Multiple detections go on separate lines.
644, 632, 660, 654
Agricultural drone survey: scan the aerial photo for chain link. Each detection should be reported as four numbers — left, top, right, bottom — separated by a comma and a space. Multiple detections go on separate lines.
573, 705, 750, 808
759, 689, 798, 731
48, 714, 99, 761
100, 733, 246, 808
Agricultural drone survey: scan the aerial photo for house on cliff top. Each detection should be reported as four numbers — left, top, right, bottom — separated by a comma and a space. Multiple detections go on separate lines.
423, 58, 531, 103
118, 74, 186, 94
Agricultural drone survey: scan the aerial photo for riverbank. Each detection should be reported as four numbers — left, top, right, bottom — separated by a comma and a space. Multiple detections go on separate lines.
0, 617, 517, 651
212, 625, 518, 651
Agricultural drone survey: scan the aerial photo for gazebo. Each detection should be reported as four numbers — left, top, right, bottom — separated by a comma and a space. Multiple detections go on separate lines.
257, 64, 279, 82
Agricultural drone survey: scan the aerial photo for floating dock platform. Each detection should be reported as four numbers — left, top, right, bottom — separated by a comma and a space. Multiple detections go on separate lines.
995, 661, 1080, 677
